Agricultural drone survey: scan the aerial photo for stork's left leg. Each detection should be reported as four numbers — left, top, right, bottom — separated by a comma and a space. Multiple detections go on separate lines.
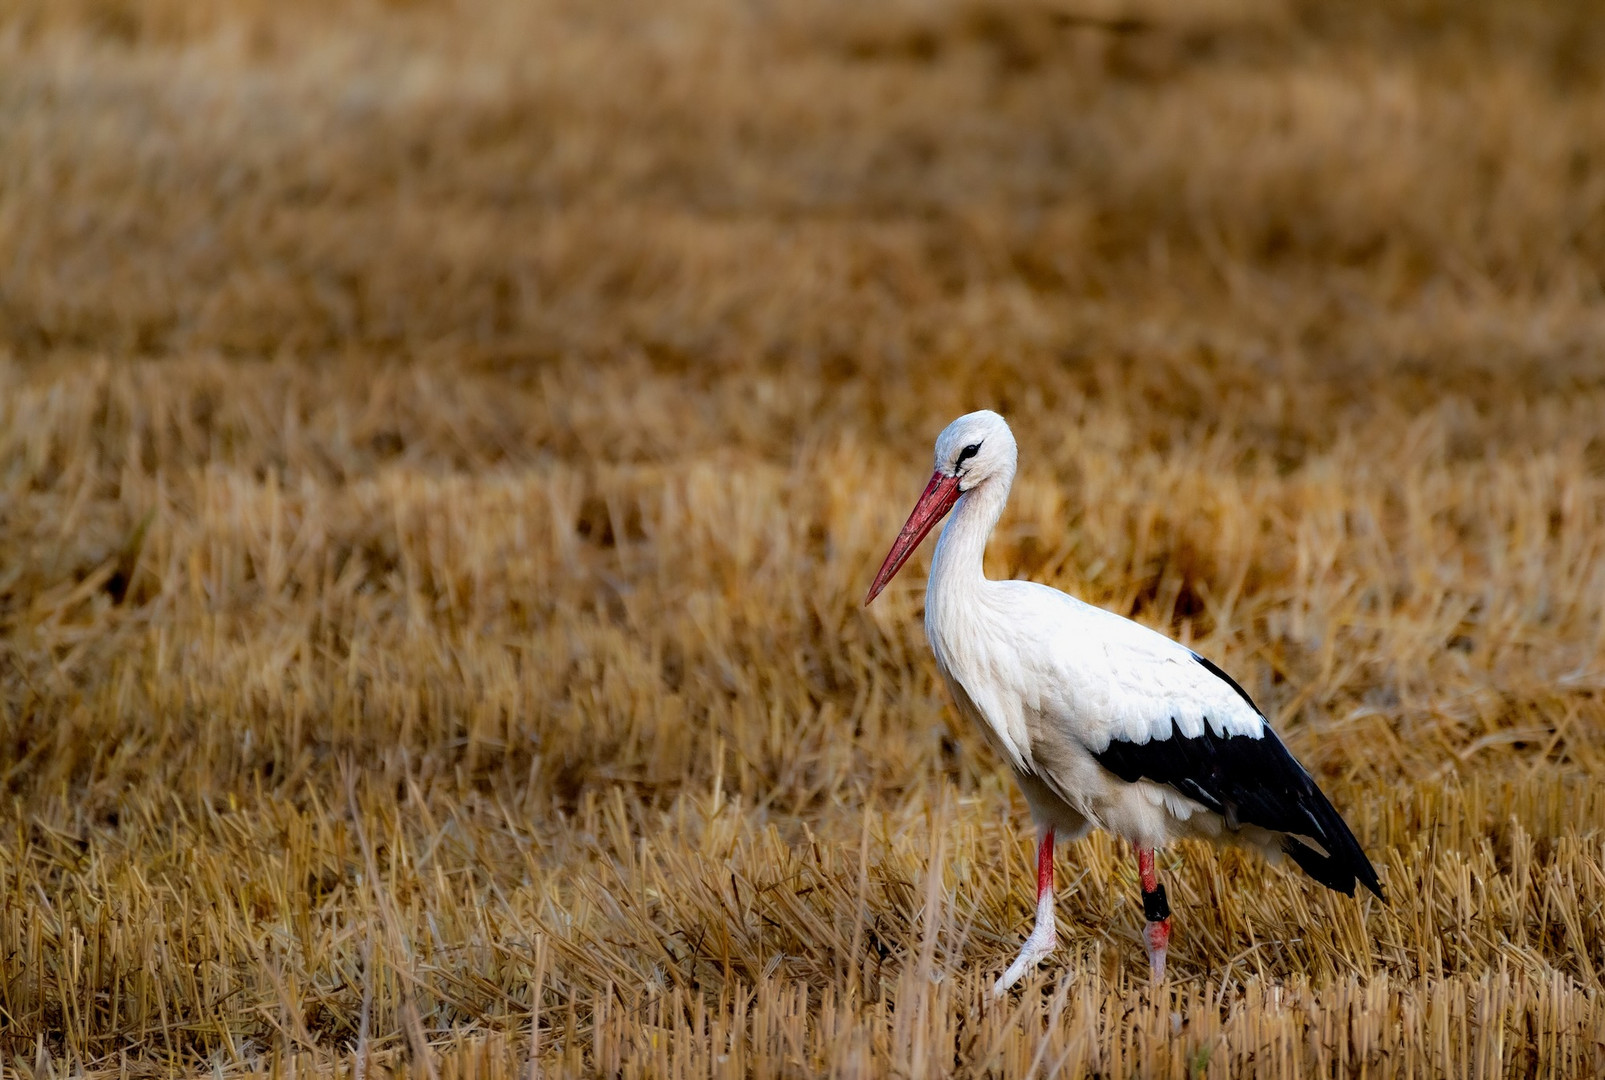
1136, 846, 1171, 983
991, 826, 1056, 997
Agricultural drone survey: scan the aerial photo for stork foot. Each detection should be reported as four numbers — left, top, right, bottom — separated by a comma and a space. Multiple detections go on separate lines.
991, 926, 1057, 997
1143, 917, 1170, 983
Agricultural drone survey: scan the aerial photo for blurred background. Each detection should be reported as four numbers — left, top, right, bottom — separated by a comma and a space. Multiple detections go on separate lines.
2, 0, 1604, 1075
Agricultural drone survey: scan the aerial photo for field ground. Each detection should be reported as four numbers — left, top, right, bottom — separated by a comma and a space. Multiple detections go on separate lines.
3, 0, 1605, 1075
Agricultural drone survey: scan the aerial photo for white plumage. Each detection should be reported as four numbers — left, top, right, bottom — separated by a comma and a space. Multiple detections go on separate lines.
865, 410, 1380, 994
933, 579, 1266, 844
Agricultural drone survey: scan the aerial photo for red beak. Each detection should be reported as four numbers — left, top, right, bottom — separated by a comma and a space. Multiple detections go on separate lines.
864, 470, 962, 605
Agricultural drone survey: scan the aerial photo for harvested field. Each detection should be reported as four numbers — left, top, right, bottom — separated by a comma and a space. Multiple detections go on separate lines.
2, 0, 1605, 1075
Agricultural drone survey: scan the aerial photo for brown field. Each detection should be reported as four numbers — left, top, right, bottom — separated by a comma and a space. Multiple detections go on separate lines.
3, 0, 1605, 1075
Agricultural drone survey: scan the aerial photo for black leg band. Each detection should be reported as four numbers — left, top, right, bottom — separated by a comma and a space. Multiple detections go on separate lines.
1142, 883, 1169, 922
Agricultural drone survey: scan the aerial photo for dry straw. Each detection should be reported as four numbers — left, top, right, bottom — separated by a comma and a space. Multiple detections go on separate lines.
2, 0, 1604, 1076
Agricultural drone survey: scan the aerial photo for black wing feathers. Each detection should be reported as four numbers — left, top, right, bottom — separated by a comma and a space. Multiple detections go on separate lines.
1090, 653, 1384, 901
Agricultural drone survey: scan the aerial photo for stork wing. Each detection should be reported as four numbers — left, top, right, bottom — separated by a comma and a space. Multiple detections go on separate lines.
1019, 591, 1383, 900
1095, 646, 1382, 899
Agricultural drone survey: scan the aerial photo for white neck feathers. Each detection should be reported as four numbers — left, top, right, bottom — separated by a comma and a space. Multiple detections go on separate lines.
929, 469, 1012, 603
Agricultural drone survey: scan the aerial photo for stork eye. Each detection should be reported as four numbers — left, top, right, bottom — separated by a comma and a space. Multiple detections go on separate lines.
956, 442, 982, 467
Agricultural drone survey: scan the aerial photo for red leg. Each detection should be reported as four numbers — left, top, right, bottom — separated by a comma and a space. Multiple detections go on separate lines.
1136, 846, 1171, 983
1036, 826, 1055, 902
992, 825, 1058, 996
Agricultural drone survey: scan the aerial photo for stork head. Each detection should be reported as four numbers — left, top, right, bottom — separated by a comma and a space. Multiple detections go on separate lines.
865, 410, 1016, 605
932, 409, 1016, 492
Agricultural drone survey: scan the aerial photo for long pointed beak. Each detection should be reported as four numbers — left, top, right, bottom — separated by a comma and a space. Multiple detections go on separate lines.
864, 470, 962, 605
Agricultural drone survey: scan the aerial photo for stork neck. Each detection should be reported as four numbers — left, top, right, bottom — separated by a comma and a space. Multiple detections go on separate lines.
930, 474, 1009, 594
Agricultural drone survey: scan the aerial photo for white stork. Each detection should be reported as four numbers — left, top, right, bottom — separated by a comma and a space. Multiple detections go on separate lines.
865, 410, 1382, 994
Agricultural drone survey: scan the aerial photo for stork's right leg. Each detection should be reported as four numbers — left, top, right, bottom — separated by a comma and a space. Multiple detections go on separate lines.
992, 826, 1056, 997
1136, 846, 1171, 983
